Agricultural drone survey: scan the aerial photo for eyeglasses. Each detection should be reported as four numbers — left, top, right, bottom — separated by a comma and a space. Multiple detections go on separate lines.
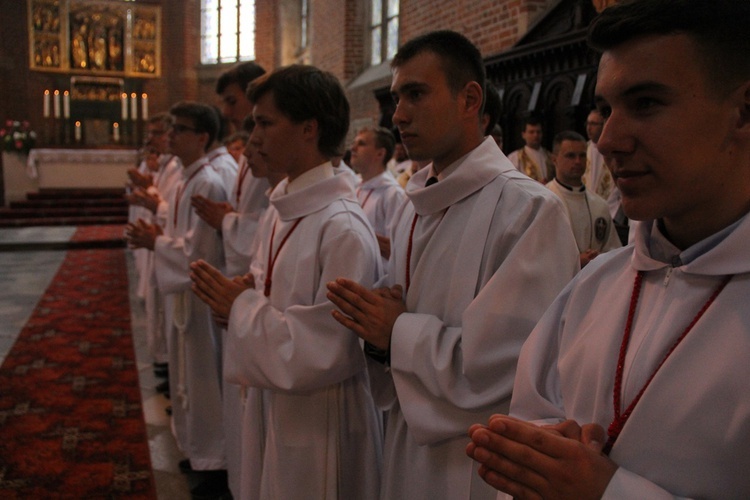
170, 124, 199, 134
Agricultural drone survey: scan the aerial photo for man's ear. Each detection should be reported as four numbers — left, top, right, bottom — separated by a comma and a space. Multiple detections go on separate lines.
462, 81, 484, 117
302, 118, 319, 143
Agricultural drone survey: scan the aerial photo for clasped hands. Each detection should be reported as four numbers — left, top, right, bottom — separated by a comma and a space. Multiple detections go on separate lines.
326, 278, 406, 350
125, 219, 162, 250
466, 415, 618, 499
190, 259, 254, 327
125, 188, 160, 214
191, 194, 234, 230
127, 168, 153, 189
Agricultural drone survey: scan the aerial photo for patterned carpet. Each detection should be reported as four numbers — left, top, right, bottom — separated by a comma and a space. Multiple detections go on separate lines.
0, 248, 156, 498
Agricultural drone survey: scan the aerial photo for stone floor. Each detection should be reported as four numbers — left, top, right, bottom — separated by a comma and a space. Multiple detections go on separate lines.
0, 226, 191, 499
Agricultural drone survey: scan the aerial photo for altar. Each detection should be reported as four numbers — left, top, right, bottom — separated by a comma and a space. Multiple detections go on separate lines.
2, 149, 138, 205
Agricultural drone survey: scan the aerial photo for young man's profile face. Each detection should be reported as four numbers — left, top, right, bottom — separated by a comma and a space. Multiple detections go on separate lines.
553, 139, 587, 187
221, 82, 253, 130
168, 116, 204, 162
390, 51, 465, 169
146, 122, 169, 154
250, 91, 308, 180
595, 34, 744, 228
349, 130, 383, 173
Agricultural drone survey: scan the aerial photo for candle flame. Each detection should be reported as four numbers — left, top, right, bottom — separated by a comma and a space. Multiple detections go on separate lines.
131, 92, 136, 98
44, 90, 50, 95
64, 90, 69, 96
75, 121, 81, 127
54, 90, 60, 95
142, 93, 148, 99
122, 93, 127, 99
113, 122, 119, 128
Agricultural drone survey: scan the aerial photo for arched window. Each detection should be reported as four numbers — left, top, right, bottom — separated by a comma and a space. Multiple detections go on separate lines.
370, 0, 398, 66
201, 0, 255, 64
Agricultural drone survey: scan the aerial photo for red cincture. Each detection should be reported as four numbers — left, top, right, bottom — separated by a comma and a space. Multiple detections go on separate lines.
358, 188, 374, 210
603, 270, 733, 455
263, 218, 304, 297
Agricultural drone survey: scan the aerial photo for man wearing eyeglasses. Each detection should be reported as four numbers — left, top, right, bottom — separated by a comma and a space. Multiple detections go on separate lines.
126, 101, 230, 499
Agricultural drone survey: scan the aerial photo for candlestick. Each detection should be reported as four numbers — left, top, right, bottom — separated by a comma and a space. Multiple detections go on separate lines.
113, 122, 120, 143
53, 90, 60, 118
121, 93, 128, 120
130, 92, 138, 121
141, 93, 148, 121
75, 121, 82, 142
63, 90, 70, 119
43, 90, 50, 118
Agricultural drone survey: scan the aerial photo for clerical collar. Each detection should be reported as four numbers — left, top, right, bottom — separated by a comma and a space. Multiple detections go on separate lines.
553, 178, 585, 192
649, 214, 744, 266
286, 161, 334, 194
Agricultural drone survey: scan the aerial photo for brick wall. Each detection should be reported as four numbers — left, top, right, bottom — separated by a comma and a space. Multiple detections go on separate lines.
0, 0, 572, 152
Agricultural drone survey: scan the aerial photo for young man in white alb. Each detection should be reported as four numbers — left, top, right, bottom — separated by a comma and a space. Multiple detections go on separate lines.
468, 1, 750, 497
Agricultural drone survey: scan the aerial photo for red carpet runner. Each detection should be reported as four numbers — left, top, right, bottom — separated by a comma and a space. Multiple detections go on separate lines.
0, 248, 156, 498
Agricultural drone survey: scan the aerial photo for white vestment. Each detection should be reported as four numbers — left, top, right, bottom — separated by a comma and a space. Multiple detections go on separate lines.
357, 170, 406, 238
225, 167, 383, 499
129, 159, 152, 300
372, 137, 579, 499
220, 155, 270, 497
358, 170, 406, 268
222, 155, 270, 276
509, 216, 750, 499
142, 154, 182, 364
207, 146, 239, 196
546, 179, 621, 254
153, 157, 228, 470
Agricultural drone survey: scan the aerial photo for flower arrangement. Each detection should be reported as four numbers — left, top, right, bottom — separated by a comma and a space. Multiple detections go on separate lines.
1, 120, 37, 155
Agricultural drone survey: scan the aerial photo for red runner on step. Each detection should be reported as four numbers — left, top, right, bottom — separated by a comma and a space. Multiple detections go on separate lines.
0, 248, 156, 498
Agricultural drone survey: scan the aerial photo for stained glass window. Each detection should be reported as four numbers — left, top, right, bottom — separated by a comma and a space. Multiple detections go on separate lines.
370, 0, 398, 66
201, 0, 255, 64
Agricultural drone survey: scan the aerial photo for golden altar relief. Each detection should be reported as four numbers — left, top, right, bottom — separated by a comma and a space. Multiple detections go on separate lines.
28, 0, 161, 78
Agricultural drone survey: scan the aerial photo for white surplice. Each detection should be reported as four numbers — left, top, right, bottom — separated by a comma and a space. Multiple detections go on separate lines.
207, 146, 239, 196
222, 155, 270, 277
225, 167, 383, 499
357, 170, 406, 239
129, 159, 152, 300
372, 137, 580, 499
142, 154, 182, 364
220, 154, 270, 497
509, 216, 750, 499
153, 157, 228, 470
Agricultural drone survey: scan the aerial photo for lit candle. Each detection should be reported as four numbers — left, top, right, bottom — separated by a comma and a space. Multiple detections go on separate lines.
121, 93, 128, 120
74, 121, 82, 142
141, 93, 148, 121
53, 90, 60, 118
130, 92, 138, 121
63, 90, 70, 119
43, 90, 50, 118
113, 122, 120, 142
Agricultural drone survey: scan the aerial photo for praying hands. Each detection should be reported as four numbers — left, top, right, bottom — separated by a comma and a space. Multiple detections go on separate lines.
125, 219, 162, 250
190, 259, 254, 326
466, 415, 618, 499
326, 278, 406, 350
191, 194, 234, 230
